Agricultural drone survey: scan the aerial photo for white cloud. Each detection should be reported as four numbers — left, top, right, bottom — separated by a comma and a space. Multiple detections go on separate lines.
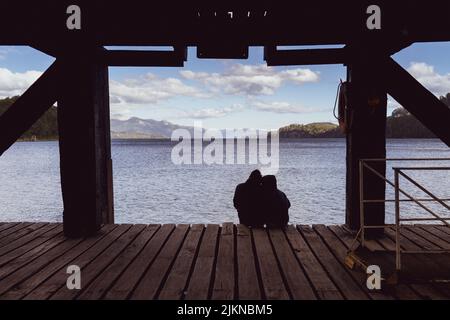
176, 99, 323, 119
0, 47, 17, 60
0, 68, 42, 98
180, 64, 319, 96
407, 62, 450, 96
251, 100, 324, 114
109, 73, 207, 105
179, 104, 244, 119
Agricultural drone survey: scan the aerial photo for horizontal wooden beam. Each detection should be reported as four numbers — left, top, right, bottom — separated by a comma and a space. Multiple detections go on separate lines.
30, 44, 58, 58
103, 47, 186, 67
0, 62, 58, 156
385, 58, 450, 147
1, 1, 450, 47
265, 47, 347, 66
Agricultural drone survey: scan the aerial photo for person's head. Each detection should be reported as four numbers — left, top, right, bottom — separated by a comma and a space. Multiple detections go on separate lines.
247, 169, 262, 184
262, 175, 277, 191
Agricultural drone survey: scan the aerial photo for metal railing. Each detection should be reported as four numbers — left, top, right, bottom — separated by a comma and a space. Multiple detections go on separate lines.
356, 158, 450, 272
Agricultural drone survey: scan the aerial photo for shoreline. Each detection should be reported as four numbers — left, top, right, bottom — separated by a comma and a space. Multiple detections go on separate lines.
17, 137, 441, 142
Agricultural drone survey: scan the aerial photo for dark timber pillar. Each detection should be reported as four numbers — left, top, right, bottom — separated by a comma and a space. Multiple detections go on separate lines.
58, 48, 114, 237
346, 52, 387, 237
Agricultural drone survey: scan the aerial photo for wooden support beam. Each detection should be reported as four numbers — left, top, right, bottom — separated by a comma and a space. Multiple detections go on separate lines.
2, 1, 450, 47
30, 43, 58, 58
384, 58, 450, 147
58, 48, 114, 238
345, 54, 387, 236
265, 47, 347, 66
104, 47, 187, 67
0, 62, 58, 156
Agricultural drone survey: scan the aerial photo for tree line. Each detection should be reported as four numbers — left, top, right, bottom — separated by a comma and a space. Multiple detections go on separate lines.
1, 93, 449, 140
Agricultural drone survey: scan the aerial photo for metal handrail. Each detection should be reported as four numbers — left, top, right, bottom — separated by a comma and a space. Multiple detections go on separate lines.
355, 158, 450, 272
396, 170, 450, 212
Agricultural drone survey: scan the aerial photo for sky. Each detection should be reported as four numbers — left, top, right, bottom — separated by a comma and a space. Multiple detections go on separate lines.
1, 43, 450, 129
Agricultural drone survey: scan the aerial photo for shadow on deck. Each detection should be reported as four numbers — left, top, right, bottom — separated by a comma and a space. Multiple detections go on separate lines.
0, 222, 449, 300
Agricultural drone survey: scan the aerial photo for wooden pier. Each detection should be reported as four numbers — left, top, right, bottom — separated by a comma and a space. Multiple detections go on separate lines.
1, 222, 450, 300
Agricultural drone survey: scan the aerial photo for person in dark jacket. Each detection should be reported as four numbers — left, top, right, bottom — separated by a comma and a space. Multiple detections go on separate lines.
233, 170, 264, 227
261, 175, 290, 228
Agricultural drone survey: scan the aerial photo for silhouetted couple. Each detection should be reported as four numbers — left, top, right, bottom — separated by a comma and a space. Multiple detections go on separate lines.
233, 170, 290, 228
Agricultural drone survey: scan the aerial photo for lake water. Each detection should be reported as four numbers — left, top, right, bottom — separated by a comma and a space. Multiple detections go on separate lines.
1, 139, 449, 225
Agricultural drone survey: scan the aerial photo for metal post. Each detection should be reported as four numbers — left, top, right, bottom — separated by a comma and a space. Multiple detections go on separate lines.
394, 169, 401, 271
359, 160, 365, 248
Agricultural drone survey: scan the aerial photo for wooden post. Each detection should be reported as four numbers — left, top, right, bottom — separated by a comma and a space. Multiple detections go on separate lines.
345, 52, 387, 237
57, 48, 114, 238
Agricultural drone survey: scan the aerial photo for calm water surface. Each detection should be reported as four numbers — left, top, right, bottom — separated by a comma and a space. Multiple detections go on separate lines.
1, 139, 449, 224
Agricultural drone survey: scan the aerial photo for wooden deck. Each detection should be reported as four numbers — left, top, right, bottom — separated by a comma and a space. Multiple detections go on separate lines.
0, 222, 450, 300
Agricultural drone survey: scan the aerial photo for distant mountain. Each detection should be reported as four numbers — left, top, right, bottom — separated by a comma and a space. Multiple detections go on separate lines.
1, 94, 450, 140
110, 131, 167, 139
110, 117, 195, 139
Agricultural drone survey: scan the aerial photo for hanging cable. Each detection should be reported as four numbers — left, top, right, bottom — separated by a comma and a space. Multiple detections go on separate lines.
333, 79, 343, 120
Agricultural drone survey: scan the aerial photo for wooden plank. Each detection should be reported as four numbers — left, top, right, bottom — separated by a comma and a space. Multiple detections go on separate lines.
392, 285, 423, 300
389, 227, 450, 276
235, 225, 261, 300
131, 225, 189, 300
1, 224, 116, 300
184, 224, 220, 300
285, 226, 343, 300
268, 228, 316, 299
402, 227, 450, 288
313, 225, 394, 300
0, 222, 33, 243
384, 227, 432, 258
435, 225, 450, 236
23, 224, 131, 300
158, 224, 204, 300
0, 223, 57, 257
420, 225, 450, 238
0, 234, 80, 297
330, 225, 421, 300
374, 230, 445, 299
0, 222, 20, 234
412, 284, 449, 300
212, 223, 235, 300
104, 224, 174, 300
0, 222, 43, 247
0, 226, 64, 278
252, 228, 289, 300
431, 282, 450, 298
299, 226, 368, 300
397, 227, 441, 251
417, 225, 450, 247
384, 228, 450, 299
77, 225, 160, 300
51, 224, 146, 300
406, 226, 450, 250
329, 225, 384, 251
